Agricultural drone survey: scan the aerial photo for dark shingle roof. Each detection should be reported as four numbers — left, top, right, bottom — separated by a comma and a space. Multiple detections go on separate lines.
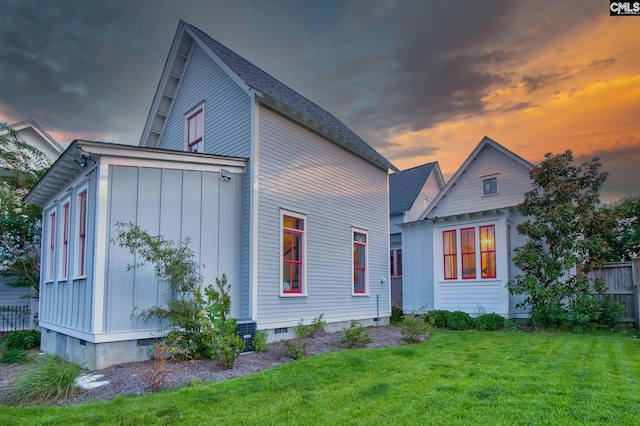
389, 162, 437, 215
185, 22, 394, 171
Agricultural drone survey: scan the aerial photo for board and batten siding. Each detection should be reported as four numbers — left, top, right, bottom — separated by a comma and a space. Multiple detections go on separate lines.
429, 146, 530, 219
154, 43, 253, 320
38, 169, 97, 334
401, 223, 435, 313
256, 107, 390, 327
104, 165, 243, 333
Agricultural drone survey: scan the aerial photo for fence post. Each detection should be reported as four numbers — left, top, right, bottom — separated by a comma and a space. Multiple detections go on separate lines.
634, 258, 640, 330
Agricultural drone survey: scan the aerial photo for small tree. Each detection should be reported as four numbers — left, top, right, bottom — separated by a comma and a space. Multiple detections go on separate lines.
0, 125, 51, 298
508, 151, 610, 328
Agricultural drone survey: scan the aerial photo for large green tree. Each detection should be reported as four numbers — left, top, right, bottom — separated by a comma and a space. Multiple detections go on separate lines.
597, 195, 640, 262
508, 150, 611, 328
0, 125, 50, 298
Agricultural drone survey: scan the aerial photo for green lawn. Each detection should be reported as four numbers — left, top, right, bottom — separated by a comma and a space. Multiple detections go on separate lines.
2, 330, 639, 425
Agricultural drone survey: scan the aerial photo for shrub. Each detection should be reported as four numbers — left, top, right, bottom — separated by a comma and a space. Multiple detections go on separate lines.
597, 295, 625, 328
204, 275, 245, 369
8, 355, 81, 405
296, 314, 326, 338
424, 310, 452, 328
1, 348, 30, 364
142, 338, 191, 391
283, 339, 308, 360
252, 330, 268, 352
340, 320, 372, 348
5, 329, 40, 350
474, 313, 505, 331
401, 314, 433, 343
447, 311, 474, 330
390, 307, 403, 324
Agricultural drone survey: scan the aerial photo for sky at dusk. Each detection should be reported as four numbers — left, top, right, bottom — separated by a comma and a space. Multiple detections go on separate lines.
1, 0, 638, 202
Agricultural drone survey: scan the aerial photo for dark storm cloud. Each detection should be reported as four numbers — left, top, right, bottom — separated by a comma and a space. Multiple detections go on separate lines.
575, 146, 640, 203
0, 0, 185, 142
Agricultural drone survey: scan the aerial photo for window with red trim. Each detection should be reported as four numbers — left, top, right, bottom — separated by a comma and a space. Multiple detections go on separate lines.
461, 227, 476, 279
443, 230, 457, 280
186, 109, 203, 153
282, 215, 304, 293
48, 211, 56, 281
353, 232, 367, 294
60, 202, 70, 279
390, 248, 403, 277
480, 225, 496, 278
77, 190, 87, 276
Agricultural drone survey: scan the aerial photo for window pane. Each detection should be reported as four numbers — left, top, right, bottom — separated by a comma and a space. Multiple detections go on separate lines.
483, 177, 497, 195
396, 249, 402, 276
283, 215, 303, 230
480, 225, 496, 278
443, 230, 457, 279
353, 232, 366, 293
461, 228, 476, 279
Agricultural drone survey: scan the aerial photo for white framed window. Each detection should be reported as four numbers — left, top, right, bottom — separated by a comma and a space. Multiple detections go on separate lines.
441, 224, 497, 281
46, 208, 56, 282
185, 103, 204, 153
390, 248, 402, 277
58, 198, 71, 280
352, 228, 368, 295
280, 210, 307, 296
482, 176, 498, 196
75, 185, 88, 278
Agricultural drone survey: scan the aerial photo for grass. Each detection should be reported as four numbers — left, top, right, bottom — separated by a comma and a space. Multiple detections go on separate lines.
1, 330, 639, 424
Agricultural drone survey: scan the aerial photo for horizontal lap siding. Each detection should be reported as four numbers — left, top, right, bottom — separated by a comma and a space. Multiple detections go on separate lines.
105, 165, 242, 332
432, 147, 530, 218
156, 44, 252, 319
257, 108, 389, 326
438, 281, 507, 314
0, 279, 31, 306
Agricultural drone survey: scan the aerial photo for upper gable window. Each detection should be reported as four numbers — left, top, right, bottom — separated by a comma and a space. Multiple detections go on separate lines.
482, 177, 498, 196
186, 107, 204, 153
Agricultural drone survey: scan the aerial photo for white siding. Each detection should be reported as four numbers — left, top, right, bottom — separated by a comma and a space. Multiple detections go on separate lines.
432, 215, 510, 316
428, 146, 530, 218
0, 280, 31, 306
256, 107, 390, 327
406, 174, 441, 222
390, 213, 404, 235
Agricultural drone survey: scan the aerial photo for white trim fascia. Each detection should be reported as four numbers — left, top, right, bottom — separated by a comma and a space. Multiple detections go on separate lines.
250, 94, 260, 321
5, 119, 64, 152
99, 155, 245, 174
418, 136, 532, 221
39, 322, 167, 344
184, 25, 253, 95
92, 161, 109, 334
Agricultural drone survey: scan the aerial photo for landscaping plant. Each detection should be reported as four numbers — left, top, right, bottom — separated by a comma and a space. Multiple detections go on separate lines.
474, 313, 505, 331
4, 329, 40, 350
340, 320, 372, 348
8, 354, 81, 405
295, 314, 326, 338
401, 314, 433, 343
252, 330, 268, 353
446, 310, 474, 330
283, 339, 308, 360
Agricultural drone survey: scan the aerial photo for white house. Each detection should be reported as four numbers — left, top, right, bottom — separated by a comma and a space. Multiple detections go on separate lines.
26, 21, 396, 369
0, 120, 63, 319
401, 137, 532, 317
388, 162, 444, 310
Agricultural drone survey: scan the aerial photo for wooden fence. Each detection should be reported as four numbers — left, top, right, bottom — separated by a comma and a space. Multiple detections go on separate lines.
586, 259, 640, 328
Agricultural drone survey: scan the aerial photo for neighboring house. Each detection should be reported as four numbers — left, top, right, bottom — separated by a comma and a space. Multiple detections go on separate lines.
26, 21, 396, 369
0, 120, 63, 320
388, 162, 445, 310
400, 137, 532, 318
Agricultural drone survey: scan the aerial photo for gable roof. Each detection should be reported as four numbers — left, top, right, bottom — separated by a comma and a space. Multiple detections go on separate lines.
140, 20, 397, 172
417, 136, 533, 220
389, 162, 443, 215
1, 119, 64, 161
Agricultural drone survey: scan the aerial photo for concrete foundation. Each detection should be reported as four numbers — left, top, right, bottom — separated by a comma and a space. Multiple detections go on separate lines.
40, 328, 153, 370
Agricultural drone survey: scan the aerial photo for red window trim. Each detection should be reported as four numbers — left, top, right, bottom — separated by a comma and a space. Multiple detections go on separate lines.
480, 225, 497, 278
460, 227, 476, 279
443, 230, 457, 280
78, 190, 87, 276
282, 215, 304, 294
187, 109, 203, 152
61, 202, 70, 279
48, 211, 56, 281
390, 248, 403, 277
353, 232, 367, 294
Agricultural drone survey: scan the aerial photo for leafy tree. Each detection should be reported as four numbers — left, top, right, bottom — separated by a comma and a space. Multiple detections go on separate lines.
0, 125, 51, 298
508, 151, 610, 328
597, 195, 640, 262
